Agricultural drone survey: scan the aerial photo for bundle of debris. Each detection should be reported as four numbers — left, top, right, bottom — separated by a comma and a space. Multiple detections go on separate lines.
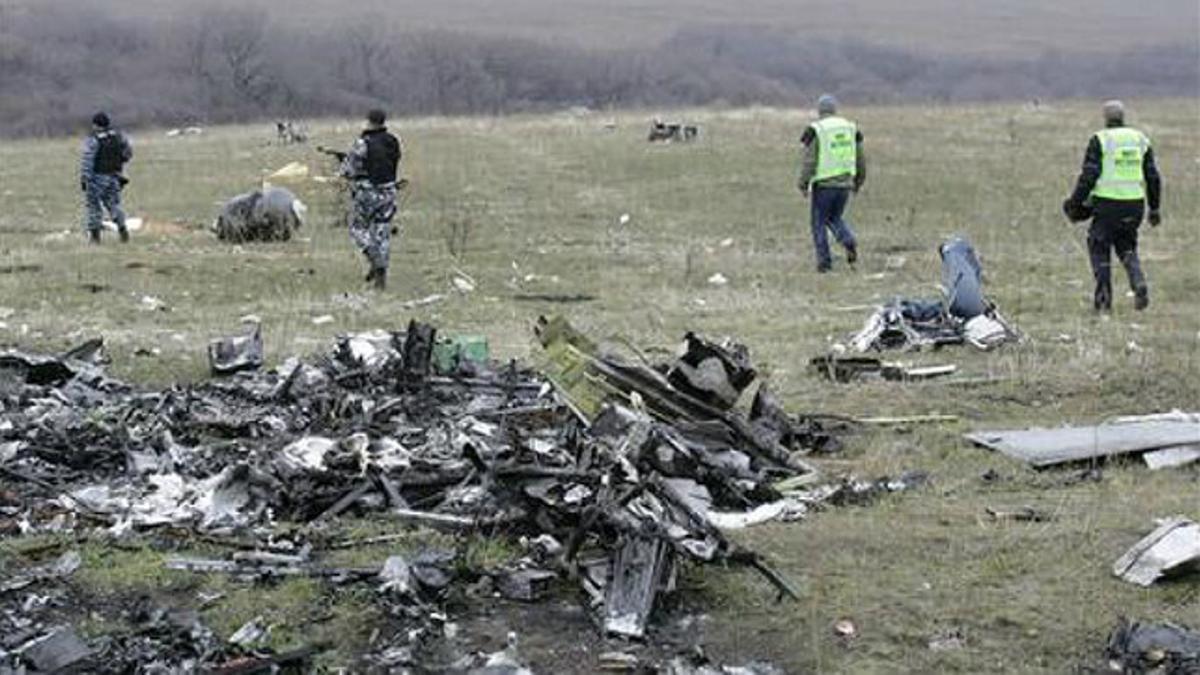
1107, 617, 1200, 674
648, 119, 699, 143
846, 237, 1019, 353
211, 186, 306, 242
2, 318, 889, 667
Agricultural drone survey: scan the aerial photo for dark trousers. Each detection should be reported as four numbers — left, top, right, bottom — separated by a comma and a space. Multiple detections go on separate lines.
1087, 199, 1146, 310
810, 186, 856, 270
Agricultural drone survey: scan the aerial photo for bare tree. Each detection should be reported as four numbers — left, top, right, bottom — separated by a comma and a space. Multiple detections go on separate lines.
345, 18, 393, 98
215, 9, 271, 106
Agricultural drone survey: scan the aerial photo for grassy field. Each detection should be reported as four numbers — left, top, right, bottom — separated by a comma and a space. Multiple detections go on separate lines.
26, 0, 1199, 55
1, 99, 1199, 672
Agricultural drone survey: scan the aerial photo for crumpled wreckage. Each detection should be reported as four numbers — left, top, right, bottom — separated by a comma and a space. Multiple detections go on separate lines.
212, 186, 306, 242
848, 237, 1019, 353
1107, 617, 1200, 674
1, 317, 891, 668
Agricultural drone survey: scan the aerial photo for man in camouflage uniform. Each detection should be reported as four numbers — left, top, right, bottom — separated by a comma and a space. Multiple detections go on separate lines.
340, 109, 402, 290
79, 112, 133, 244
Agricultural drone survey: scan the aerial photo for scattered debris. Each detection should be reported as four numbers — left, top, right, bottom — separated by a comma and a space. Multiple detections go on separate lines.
207, 325, 264, 375
275, 120, 308, 144
986, 505, 1053, 523
400, 294, 446, 310
707, 273, 728, 287
809, 355, 957, 383
165, 126, 204, 137
512, 293, 597, 303
1107, 617, 1200, 674
928, 628, 967, 652
1114, 516, 1200, 586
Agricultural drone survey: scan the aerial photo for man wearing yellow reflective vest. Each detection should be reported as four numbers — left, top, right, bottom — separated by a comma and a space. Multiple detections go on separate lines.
1063, 100, 1162, 312
798, 94, 865, 272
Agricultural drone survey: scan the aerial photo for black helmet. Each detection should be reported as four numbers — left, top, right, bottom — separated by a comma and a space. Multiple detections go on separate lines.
92, 112, 111, 128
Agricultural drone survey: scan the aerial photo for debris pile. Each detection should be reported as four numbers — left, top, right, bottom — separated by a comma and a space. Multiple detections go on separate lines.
846, 237, 1019, 353
0, 317, 881, 668
211, 186, 306, 242
1107, 618, 1200, 674
648, 119, 699, 143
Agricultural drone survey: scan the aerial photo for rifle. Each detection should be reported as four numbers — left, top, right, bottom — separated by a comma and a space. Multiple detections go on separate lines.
316, 145, 347, 162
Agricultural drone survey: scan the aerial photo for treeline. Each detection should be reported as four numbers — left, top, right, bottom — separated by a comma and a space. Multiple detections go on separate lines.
1, 5, 1196, 137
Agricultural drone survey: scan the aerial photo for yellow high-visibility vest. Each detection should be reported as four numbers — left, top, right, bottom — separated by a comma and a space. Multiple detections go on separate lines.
811, 116, 857, 185
1092, 127, 1149, 201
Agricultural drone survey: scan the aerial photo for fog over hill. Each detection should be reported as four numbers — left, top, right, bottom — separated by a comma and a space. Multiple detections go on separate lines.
1, 0, 1197, 135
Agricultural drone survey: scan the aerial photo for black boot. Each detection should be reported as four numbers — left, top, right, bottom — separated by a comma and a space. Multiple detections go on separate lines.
364, 267, 378, 283
1134, 286, 1149, 311
87, 230, 101, 244
373, 267, 387, 290
118, 227, 129, 243
846, 243, 858, 265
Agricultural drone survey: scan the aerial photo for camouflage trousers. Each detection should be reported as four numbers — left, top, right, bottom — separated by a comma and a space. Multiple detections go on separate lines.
85, 174, 126, 233
348, 183, 398, 271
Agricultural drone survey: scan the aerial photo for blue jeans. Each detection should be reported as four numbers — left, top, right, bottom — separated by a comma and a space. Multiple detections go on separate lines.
810, 186, 856, 269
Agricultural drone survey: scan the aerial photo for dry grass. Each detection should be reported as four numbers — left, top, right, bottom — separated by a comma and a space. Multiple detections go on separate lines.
1, 99, 1199, 672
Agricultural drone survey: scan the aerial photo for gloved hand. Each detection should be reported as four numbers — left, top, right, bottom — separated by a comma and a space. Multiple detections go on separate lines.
1148, 210, 1161, 227
1062, 199, 1090, 223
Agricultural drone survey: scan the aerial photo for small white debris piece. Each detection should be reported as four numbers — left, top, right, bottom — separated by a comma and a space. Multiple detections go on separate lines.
399, 294, 445, 310
139, 295, 168, 312
707, 273, 728, 286
833, 618, 858, 639
312, 315, 334, 325
1126, 340, 1143, 354
618, 213, 631, 225
102, 217, 142, 232
719, 237, 734, 248
452, 276, 476, 293
1114, 516, 1200, 586
228, 616, 268, 647
239, 314, 262, 325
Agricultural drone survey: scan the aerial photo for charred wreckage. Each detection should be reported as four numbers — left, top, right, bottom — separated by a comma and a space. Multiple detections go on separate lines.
0, 317, 913, 672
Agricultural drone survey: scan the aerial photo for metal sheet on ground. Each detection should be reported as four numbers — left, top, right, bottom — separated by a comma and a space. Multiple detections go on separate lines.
964, 421, 1200, 467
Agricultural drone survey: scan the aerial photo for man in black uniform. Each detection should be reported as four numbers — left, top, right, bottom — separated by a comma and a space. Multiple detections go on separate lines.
79, 112, 133, 243
340, 109, 402, 289
1063, 100, 1162, 312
